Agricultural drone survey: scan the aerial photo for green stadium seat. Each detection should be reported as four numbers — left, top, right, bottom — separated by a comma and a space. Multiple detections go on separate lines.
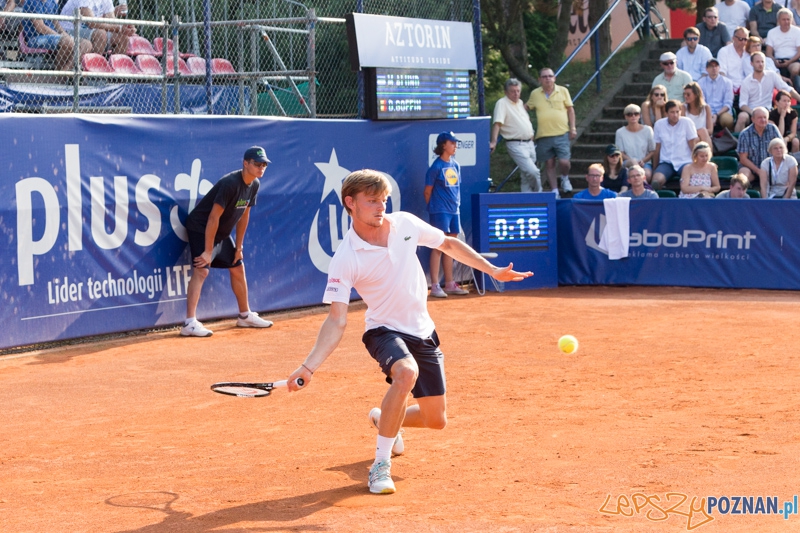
746, 189, 761, 198
712, 156, 739, 179
657, 189, 677, 198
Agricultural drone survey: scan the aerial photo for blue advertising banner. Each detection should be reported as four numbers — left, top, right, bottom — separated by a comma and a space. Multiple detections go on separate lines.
557, 199, 799, 289
1, 115, 489, 349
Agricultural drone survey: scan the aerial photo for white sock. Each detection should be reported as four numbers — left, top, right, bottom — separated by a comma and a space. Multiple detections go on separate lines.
239, 311, 249, 318
561, 175, 570, 181
185, 317, 196, 325
375, 435, 395, 463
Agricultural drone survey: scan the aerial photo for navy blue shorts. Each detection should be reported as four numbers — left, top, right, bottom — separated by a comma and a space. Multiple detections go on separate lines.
654, 162, 687, 182
187, 231, 242, 269
362, 326, 446, 398
429, 212, 460, 235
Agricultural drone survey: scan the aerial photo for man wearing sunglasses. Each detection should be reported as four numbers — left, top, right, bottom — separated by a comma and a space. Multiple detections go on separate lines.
181, 146, 273, 337
697, 7, 731, 56
652, 51, 693, 102
677, 27, 714, 81
718, 26, 751, 92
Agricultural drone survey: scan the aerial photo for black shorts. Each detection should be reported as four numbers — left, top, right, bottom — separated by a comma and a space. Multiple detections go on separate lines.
187, 230, 242, 269
362, 326, 446, 398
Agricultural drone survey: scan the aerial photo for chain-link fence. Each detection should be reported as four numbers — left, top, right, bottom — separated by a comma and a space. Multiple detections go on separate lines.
0, 0, 476, 116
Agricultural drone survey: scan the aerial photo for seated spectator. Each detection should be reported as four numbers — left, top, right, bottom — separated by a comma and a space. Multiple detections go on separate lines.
789, 0, 800, 25
653, 52, 693, 102
698, 7, 731, 56
601, 145, 629, 193
0, 0, 23, 43
22, 0, 91, 71
737, 106, 782, 184
615, 103, 655, 180
699, 58, 735, 131
642, 85, 667, 127
652, 99, 700, 190
759, 137, 798, 198
735, 52, 800, 131
680, 142, 721, 197
718, 26, 751, 92
677, 27, 714, 81
746, 36, 780, 76
769, 89, 799, 152
620, 165, 659, 198
573, 163, 618, 200
60, 0, 135, 55
717, 0, 751, 30
749, 0, 778, 39
682, 82, 713, 145
764, 8, 800, 89
716, 172, 752, 197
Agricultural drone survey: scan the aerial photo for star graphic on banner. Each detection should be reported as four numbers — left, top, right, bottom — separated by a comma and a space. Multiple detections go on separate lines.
314, 149, 350, 203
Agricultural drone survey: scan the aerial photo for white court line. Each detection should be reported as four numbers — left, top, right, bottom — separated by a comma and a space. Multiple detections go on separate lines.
22, 298, 187, 320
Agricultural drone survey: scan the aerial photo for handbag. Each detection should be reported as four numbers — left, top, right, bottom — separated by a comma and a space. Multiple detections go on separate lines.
712, 128, 738, 155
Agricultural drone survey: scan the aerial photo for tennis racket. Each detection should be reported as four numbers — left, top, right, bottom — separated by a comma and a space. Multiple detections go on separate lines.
211, 378, 304, 398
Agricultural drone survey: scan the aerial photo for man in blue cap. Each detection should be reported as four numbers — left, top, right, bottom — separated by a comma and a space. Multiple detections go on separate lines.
181, 146, 273, 337
425, 132, 469, 298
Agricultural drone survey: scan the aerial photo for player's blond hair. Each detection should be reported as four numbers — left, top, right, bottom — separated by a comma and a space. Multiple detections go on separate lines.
341, 170, 392, 215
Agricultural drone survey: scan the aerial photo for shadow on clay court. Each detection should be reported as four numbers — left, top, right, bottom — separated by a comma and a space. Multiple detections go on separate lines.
108, 460, 398, 532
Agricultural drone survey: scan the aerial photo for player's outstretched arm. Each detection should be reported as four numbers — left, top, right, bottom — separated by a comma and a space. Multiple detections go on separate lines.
287, 302, 348, 391
437, 237, 533, 282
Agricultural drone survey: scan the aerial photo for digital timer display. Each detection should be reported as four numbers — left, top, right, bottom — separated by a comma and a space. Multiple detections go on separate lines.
366, 67, 471, 120
487, 204, 549, 252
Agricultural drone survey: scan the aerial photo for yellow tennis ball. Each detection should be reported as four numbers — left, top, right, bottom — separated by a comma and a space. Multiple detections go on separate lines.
558, 335, 579, 354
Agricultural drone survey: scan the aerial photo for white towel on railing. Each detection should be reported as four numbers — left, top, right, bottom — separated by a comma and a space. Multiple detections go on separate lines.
598, 197, 631, 260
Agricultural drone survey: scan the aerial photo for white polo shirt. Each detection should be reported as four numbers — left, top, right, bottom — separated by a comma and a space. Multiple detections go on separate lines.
653, 116, 698, 168
492, 96, 535, 141
323, 211, 445, 338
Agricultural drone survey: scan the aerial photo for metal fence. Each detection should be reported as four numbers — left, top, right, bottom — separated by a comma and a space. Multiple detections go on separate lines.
0, 0, 475, 117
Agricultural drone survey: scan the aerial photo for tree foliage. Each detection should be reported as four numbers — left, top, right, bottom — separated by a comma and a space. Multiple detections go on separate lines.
482, 0, 539, 87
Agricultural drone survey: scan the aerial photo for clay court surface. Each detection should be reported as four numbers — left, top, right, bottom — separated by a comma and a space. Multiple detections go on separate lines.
3, 286, 800, 532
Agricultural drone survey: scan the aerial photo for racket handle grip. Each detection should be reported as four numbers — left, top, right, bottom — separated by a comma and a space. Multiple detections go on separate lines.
274, 378, 305, 388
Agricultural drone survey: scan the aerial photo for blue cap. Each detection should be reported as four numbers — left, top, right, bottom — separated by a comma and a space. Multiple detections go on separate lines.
436, 131, 459, 145
243, 146, 270, 163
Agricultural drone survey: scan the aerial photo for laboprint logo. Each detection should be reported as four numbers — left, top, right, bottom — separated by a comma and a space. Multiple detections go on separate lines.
585, 214, 757, 258
308, 149, 401, 273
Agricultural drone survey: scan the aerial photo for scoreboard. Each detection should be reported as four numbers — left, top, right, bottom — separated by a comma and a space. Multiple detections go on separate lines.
366, 68, 471, 120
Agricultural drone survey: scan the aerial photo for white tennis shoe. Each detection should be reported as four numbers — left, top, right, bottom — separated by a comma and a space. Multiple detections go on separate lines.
443, 283, 469, 295
369, 407, 404, 456
236, 311, 273, 328
368, 459, 396, 494
561, 176, 573, 193
181, 319, 213, 337
430, 284, 447, 298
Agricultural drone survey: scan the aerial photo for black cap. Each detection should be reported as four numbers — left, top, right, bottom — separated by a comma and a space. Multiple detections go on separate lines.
244, 146, 270, 163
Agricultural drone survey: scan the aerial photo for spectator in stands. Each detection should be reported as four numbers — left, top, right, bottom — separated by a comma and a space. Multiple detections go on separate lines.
677, 27, 714, 81
764, 8, 800, 90
717, 0, 751, 29
679, 142, 721, 197
746, 35, 780, 76
682, 82, 714, 145
490, 78, 542, 193
620, 165, 659, 198
60, 0, 135, 56
736, 106, 782, 184
652, 99, 700, 190
748, 0, 778, 39
736, 52, 800, 131
716, 173, 751, 197
698, 7, 731, 56
789, 0, 800, 25
653, 51, 693, 102
526, 68, 577, 197
759, 137, 798, 198
601, 145, 629, 193
0, 0, 23, 43
769, 89, 799, 152
699, 58, 735, 131
22, 0, 91, 71
425, 132, 469, 299
642, 85, 667, 127
718, 26, 751, 92
573, 163, 617, 200
615, 103, 655, 180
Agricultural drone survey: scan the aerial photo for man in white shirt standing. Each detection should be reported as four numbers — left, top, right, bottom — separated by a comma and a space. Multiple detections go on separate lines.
490, 78, 542, 193
716, 0, 751, 29
677, 27, 714, 81
652, 100, 700, 190
286, 170, 532, 495
736, 51, 800, 131
764, 8, 800, 89
718, 26, 752, 91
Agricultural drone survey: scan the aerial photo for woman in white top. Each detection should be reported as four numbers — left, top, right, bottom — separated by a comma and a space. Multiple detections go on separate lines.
615, 103, 656, 180
759, 137, 798, 199
682, 82, 713, 146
